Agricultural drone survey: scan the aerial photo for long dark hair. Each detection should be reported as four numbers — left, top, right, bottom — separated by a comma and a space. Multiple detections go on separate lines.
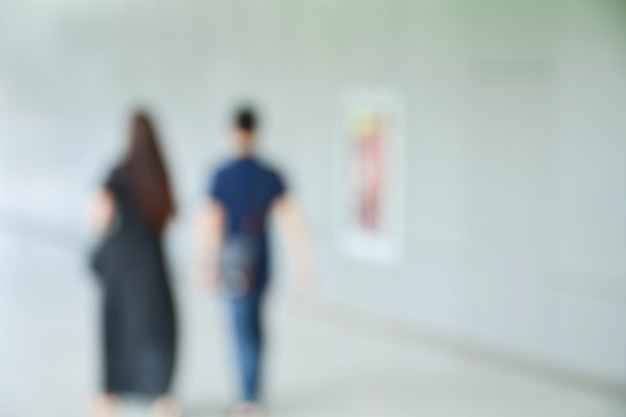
123, 111, 176, 235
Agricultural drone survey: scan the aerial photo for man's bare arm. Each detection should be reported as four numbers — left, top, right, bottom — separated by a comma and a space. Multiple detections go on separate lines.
191, 197, 225, 288
272, 194, 317, 287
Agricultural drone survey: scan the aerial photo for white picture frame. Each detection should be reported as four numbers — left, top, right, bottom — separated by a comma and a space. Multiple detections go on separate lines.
334, 89, 407, 265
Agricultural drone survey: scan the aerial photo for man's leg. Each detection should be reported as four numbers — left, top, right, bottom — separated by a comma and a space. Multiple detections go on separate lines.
230, 291, 265, 403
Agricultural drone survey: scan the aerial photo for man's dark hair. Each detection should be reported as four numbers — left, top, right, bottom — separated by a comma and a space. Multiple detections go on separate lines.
234, 106, 257, 133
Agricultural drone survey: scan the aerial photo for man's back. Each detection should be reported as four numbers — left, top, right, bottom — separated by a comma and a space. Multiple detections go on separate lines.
192, 107, 315, 414
210, 157, 286, 238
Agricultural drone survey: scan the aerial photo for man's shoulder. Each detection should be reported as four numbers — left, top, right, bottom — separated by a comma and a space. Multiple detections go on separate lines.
212, 156, 283, 180
254, 157, 282, 177
213, 159, 238, 177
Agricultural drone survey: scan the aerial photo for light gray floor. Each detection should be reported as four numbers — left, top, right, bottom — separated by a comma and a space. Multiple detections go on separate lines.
0, 230, 624, 417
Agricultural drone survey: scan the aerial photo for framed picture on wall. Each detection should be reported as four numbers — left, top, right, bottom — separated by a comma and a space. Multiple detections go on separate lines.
334, 89, 407, 265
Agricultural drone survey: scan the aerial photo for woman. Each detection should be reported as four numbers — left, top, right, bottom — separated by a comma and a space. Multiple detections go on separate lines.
87, 112, 179, 417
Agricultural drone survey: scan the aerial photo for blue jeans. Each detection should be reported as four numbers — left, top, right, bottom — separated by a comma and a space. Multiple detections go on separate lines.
229, 288, 266, 403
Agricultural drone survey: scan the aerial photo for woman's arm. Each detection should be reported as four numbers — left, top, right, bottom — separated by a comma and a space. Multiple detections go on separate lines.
86, 189, 115, 236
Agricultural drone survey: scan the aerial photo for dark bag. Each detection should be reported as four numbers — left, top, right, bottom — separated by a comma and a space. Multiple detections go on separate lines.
90, 238, 113, 278
220, 235, 263, 298
89, 203, 123, 280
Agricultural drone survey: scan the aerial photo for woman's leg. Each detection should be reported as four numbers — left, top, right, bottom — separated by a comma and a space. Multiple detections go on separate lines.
152, 395, 180, 417
88, 393, 118, 417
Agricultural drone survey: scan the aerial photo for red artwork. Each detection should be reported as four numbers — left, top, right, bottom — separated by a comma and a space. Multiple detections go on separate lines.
355, 117, 386, 233
337, 90, 405, 264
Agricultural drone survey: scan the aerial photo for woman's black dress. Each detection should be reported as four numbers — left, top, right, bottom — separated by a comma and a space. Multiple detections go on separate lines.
97, 167, 176, 397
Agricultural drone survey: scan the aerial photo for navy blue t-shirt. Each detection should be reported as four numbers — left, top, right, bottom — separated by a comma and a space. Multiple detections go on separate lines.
209, 157, 286, 239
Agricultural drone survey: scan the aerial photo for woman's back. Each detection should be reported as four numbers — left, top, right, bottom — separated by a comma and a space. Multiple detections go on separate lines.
105, 166, 163, 244
91, 112, 177, 406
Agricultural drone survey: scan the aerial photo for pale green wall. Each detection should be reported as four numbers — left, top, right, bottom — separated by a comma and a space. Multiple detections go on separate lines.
0, 0, 624, 385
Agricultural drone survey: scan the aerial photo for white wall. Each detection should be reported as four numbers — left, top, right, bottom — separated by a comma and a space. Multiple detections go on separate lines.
0, 0, 624, 386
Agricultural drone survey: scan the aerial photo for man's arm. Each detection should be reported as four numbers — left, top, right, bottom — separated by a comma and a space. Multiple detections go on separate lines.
191, 197, 225, 289
272, 194, 317, 288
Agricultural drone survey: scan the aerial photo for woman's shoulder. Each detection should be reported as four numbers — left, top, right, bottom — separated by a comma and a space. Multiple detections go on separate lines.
104, 164, 127, 190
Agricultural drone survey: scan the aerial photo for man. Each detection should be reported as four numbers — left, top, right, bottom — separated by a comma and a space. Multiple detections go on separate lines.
192, 106, 315, 417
